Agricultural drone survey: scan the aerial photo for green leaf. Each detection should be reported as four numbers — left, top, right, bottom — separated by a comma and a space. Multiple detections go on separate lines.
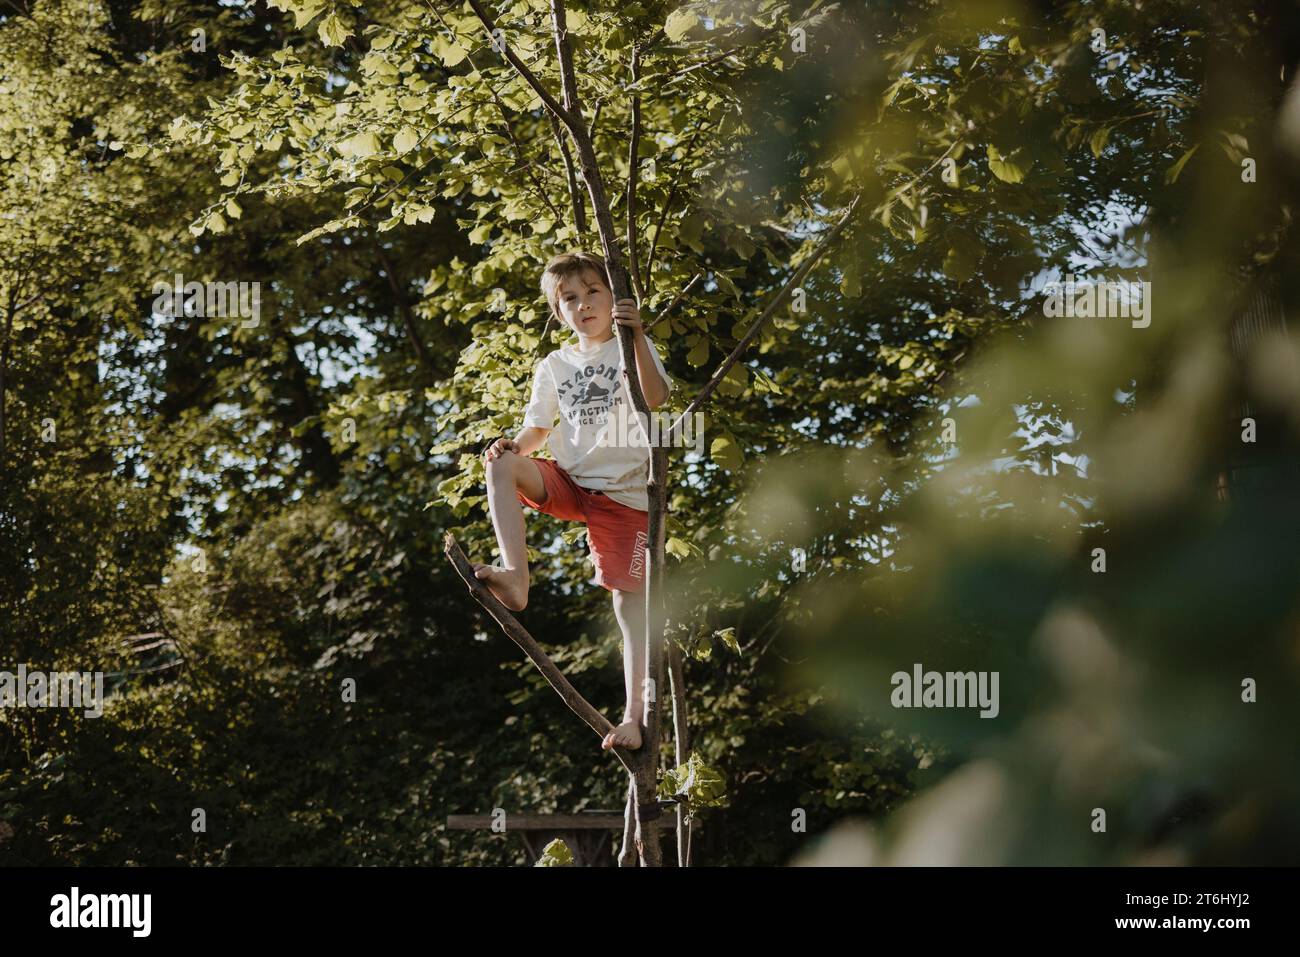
1089, 126, 1110, 159
318, 11, 353, 47
841, 260, 862, 297
943, 243, 979, 283
717, 363, 748, 397
880, 77, 910, 113
534, 838, 573, 867
394, 127, 419, 154
566, 8, 590, 33
986, 144, 1031, 184
714, 272, 741, 301
710, 434, 743, 473
1164, 144, 1199, 184
666, 537, 691, 559
436, 36, 467, 67
688, 635, 713, 661
714, 626, 740, 654
338, 132, 381, 158
284, 0, 327, 29
658, 752, 727, 818
686, 337, 709, 367
752, 369, 783, 395
664, 9, 699, 41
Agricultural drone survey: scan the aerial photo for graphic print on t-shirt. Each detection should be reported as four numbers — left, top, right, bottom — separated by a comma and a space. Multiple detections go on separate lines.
554, 355, 623, 427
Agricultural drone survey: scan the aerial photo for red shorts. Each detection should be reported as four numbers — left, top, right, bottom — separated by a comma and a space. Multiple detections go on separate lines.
516, 458, 650, 594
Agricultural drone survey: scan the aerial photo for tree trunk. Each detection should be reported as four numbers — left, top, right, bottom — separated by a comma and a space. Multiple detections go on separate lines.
668, 639, 691, 866
0, 293, 12, 470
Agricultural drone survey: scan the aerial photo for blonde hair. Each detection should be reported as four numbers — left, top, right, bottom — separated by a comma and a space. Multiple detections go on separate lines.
540, 251, 611, 323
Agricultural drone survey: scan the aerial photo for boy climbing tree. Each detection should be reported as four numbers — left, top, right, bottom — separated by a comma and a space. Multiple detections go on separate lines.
441, 0, 860, 866
471, 251, 674, 753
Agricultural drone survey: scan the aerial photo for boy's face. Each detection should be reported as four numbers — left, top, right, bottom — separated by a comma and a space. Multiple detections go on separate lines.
554, 268, 613, 337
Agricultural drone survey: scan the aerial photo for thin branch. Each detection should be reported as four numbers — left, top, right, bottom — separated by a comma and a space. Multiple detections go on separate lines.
644, 122, 708, 286
625, 45, 646, 304
627, 24, 783, 102
664, 42, 750, 81
588, 99, 603, 147
550, 0, 584, 122
668, 640, 691, 866
459, 0, 670, 867
425, 0, 562, 226
443, 533, 638, 772
881, 139, 962, 210
645, 272, 702, 332
373, 243, 432, 372
463, 0, 574, 126
619, 783, 637, 866
9, 289, 44, 316
549, 111, 587, 237
535, 314, 555, 356
663, 194, 863, 446
546, 0, 666, 868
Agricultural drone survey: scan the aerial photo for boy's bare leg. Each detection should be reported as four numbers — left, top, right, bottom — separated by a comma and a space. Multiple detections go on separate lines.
472, 450, 546, 611
603, 588, 646, 750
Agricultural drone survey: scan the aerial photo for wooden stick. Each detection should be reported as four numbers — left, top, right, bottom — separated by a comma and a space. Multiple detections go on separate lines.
668, 640, 691, 866
443, 533, 638, 776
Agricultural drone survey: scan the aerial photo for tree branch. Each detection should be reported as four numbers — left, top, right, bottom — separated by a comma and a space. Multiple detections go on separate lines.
548, 111, 587, 238
546, 0, 666, 867
643, 121, 708, 288
443, 533, 639, 773
463, 0, 574, 126
373, 242, 432, 373
457, 0, 676, 866
663, 194, 863, 447
625, 45, 646, 304
645, 272, 702, 332
667, 639, 691, 866
619, 782, 637, 866
427, 0, 563, 226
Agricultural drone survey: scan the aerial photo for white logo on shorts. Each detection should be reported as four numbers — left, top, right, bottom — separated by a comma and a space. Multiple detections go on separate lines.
627, 531, 649, 580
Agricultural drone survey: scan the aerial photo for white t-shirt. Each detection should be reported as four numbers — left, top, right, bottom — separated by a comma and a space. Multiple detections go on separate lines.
521, 334, 674, 511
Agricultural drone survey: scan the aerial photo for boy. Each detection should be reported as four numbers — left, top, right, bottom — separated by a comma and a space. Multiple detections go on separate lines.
471, 251, 673, 752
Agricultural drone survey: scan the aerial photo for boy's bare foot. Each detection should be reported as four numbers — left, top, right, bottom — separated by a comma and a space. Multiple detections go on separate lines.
602, 718, 642, 751
471, 562, 529, 611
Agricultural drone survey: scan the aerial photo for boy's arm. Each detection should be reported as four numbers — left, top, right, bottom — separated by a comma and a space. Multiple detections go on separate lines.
514, 358, 556, 455
511, 425, 550, 456
632, 331, 671, 409
613, 298, 672, 409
